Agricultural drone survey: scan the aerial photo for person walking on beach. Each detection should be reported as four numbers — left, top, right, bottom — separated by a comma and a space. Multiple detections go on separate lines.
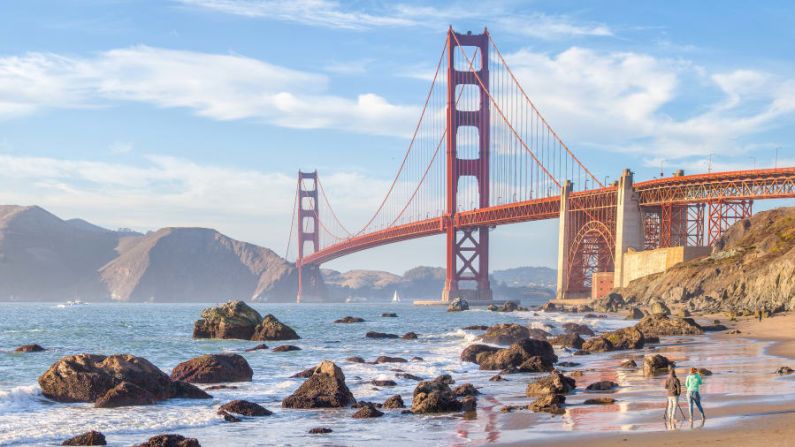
685, 367, 706, 422
664, 366, 682, 422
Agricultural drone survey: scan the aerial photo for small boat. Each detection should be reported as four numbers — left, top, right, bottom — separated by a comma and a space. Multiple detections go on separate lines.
65, 299, 86, 306
392, 290, 401, 303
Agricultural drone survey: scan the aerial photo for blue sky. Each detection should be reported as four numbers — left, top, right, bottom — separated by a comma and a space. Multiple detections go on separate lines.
0, 0, 793, 274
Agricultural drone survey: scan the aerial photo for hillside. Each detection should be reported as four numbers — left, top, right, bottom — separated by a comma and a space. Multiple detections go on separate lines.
612, 206, 795, 314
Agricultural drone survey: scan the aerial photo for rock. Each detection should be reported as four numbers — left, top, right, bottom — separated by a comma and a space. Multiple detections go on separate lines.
625, 307, 645, 320
433, 374, 455, 385
697, 368, 713, 376
650, 301, 671, 316
460, 344, 501, 363
372, 356, 407, 364
775, 366, 794, 375
291, 367, 316, 378
244, 344, 268, 352
583, 397, 616, 405
411, 356, 424, 362
675, 308, 691, 318
585, 381, 618, 391
526, 371, 576, 397
396, 372, 424, 381
461, 395, 477, 412
411, 380, 463, 413
556, 362, 580, 368
372, 379, 397, 387
635, 315, 704, 337
702, 324, 729, 332
402, 332, 419, 340
346, 356, 366, 363
170, 381, 212, 399
572, 350, 591, 356
529, 393, 565, 414
205, 385, 237, 391
62, 431, 107, 446
481, 323, 531, 345
272, 345, 301, 352
15, 344, 45, 352
447, 298, 469, 312
308, 427, 333, 434
352, 400, 381, 409
475, 339, 558, 372
643, 354, 674, 376
252, 314, 300, 341
562, 323, 595, 336
463, 325, 488, 330
282, 361, 355, 408
489, 374, 505, 382
352, 405, 384, 418
527, 328, 552, 340
193, 300, 262, 340
366, 331, 399, 339
39, 354, 174, 404
219, 400, 272, 416
334, 316, 365, 323
218, 410, 240, 422
620, 359, 638, 368
548, 333, 584, 349
453, 383, 479, 396
487, 304, 498, 311
540, 302, 557, 312
582, 327, 645, 352
383, 394, 405, 409
381, 312, 398, 318
133, 434, 200, 447
593, 293, 624, 313
494, 301, 519, 312
170, 354, 253, 384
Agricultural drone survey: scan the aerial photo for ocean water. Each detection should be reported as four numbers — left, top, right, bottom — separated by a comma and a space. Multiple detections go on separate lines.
1, 303, 794, 446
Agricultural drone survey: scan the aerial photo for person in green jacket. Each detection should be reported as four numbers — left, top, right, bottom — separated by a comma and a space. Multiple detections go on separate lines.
685, 367, 705, 422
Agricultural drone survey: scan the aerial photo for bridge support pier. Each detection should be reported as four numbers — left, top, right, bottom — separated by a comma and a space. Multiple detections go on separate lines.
297, 171, 319, 303
555, 181, 573, 299
613, 169, 644, 289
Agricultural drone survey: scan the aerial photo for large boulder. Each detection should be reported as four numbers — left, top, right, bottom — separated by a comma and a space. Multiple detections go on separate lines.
334, 316, 365, 323
382, 395, 405, 409
219, 400, 272, 416
561, 323, 595, 336
366, 332, 399, 339
94, 381, 157, 408
582, 327, 645, 352
548, 333, 584, 349
585, 381, 618, 391
193, 300, 262, 340
625, 307, 645, 320
530, 393, 565, 414
634, 315, 703, 337
252, 314, 300, 341
62, 431, 107, 446
411, 380, 463, 413
460, 344, 500, 363
650, 301, 671, 316
526, 371, 576, 397
15, 344, 45, 352
527, 328, 551, 340
133, 434, 200, 447
282, 361, 355, 409
481, 323, 531, 345
170, 354, 253, 384
643, 354, 674, 376
38, 354, 174, 404
447, 298, 469, 312
476, 338, 557, 372
593, 293, 624, 313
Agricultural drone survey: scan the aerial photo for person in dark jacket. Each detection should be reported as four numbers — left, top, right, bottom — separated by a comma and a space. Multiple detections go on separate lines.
664, 366, 682, 422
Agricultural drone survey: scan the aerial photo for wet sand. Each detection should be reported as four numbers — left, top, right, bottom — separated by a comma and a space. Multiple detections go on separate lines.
505, 313, 795, 447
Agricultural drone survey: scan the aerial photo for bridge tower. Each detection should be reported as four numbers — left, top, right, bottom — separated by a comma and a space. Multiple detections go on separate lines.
441, 27, 493, 303
296, 170, 319, 303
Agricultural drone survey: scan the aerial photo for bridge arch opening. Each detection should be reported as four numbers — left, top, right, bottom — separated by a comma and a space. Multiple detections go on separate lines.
567, 220, 614, 294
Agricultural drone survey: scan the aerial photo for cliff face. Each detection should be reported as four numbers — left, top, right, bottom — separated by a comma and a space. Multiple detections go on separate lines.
616, 207, 795, 314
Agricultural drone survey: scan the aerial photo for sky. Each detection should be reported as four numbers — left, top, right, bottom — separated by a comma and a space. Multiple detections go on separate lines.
0, 0, 793, 274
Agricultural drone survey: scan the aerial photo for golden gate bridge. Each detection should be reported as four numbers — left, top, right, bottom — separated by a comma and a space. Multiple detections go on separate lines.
286, 27, 795, 304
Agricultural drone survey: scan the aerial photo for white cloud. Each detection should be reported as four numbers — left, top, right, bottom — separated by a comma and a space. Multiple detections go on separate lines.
0, 46, 419, 137
495, 14, 612, 40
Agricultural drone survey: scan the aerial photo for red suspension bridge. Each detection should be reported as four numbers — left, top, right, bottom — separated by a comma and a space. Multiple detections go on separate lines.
286, 28, 795, 303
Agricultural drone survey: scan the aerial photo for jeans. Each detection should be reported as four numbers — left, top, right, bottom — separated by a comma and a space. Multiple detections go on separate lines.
688, 391, 705, 419
666, 396, 679, 420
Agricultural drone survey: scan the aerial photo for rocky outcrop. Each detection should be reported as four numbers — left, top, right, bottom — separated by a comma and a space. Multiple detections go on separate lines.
582, 327, 644, 352
529, 393, 565, 414
527, 328, 551, 340
253, 314, 300, 341
372, 379, 397, 387
548, 333, 584, 349
460, 344, 501, 363
381, 312, 398, 318
584, 397, 616, 405
447, 298, 469, 312
475, 339, 557, 372
411, 380, 464, 413
272, 345, 301, 352
15, 344, 45, 352
38, 354, 207, 407
481, 323, 531, 345
453, 383, 479, 396
352, 405, 384, 418
402, 332, 419, 340
193, 300, 262, 340
218, 400, 272, 416
170, 354, 253, 384
382, 395, 405, 409
334, 316, 365, 323
561, 323, 595, 336
626, 307, 645, 320
525, 371, 576, 397
366, 331, 399, 339
282, 361, 355, 409
634, 315, 703, 337
612, 208, 795, 314
62, 431, 107, 446
585, 381, 618, 391
308, 427, 333, 434
372, 356, 407, 364
133, 434, 200, 447
643, 354, 673, 376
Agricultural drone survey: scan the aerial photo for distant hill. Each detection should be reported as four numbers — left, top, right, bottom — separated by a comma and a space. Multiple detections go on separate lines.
491, 266, 557, 289
0, 205, 319, 303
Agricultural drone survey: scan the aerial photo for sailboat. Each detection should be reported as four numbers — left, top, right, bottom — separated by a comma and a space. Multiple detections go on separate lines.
392, 290, 401, 303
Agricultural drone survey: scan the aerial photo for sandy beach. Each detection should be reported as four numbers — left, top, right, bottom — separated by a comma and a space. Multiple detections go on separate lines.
513, 313, 795, 447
